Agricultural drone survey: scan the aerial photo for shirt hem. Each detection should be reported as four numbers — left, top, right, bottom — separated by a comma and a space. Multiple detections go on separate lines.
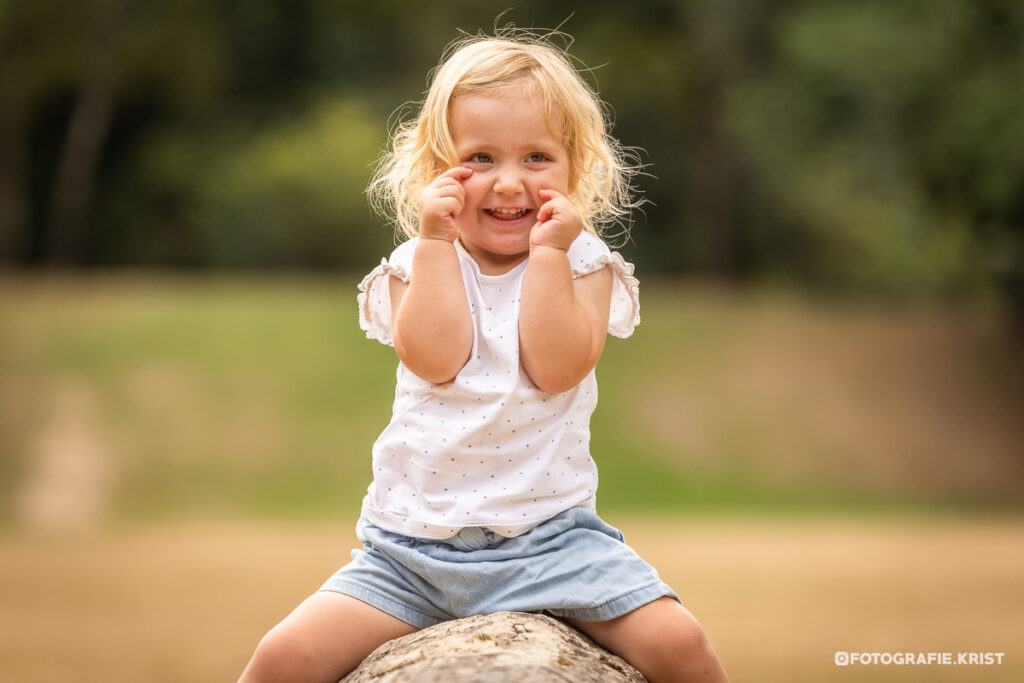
361, 497, 597, 540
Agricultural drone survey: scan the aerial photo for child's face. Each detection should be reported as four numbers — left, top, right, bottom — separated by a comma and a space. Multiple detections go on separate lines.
448, 83, 572, 273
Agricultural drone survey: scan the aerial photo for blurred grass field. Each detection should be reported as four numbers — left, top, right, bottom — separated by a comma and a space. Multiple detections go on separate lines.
1, 273, 1023, 682
1, 516, 1022, 683
2, 272, 1022, 524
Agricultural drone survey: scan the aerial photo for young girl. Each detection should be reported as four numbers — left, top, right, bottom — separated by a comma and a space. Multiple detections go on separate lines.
239, 31, 729, 683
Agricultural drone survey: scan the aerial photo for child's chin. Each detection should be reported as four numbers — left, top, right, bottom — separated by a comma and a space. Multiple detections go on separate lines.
491, 236, 531, 254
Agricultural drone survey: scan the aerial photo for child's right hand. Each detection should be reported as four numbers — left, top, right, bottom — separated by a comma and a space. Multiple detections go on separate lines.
419, 167, 473, 242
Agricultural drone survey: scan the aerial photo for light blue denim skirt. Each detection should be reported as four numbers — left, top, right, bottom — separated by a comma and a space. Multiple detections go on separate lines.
319, 506, 679, 629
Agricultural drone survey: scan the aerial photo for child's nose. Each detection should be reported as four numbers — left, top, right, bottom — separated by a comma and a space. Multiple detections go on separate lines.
493, 166, 524, 195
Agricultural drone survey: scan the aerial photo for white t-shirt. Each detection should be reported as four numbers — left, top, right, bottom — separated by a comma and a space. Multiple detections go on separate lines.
356, 232, 640, 539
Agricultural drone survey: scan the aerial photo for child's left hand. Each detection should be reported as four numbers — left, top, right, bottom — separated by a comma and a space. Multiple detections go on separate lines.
530, 189, 583, 252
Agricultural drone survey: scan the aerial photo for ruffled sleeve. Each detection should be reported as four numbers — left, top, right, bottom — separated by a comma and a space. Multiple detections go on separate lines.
567, 233, 641, 338
357, 238, 417, 346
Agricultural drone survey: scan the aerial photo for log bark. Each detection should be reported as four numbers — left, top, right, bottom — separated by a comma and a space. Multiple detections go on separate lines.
341, 611, 646, 682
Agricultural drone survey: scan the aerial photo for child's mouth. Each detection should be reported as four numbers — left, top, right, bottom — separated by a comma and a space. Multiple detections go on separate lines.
484, 208, 532, 221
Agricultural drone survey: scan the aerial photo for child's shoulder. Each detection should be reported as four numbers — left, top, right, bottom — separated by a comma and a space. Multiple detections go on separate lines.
391, 237, 419, 258
568, 232, 640, 339
380, 237, 418, 272
380, 233, 616, 278
567, 232, 614, 277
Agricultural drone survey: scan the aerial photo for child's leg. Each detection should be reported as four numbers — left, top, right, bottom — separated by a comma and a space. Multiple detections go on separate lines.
568, 596, 729, 683
237, 591, 417, 683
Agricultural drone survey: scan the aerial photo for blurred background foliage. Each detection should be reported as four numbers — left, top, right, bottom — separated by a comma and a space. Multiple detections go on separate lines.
3, 7, 1023, 680
1, 0, 1022, 311
2, 0, 1024, 527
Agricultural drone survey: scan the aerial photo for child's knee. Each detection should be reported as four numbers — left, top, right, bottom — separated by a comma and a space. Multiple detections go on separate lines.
631, 605, 718, 679
242, 626, 318, 683
664, 610, 713, 659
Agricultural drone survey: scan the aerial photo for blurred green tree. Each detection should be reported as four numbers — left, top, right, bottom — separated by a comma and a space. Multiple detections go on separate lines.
1, 0, 1021, 317
0, 0, 226, 263
192, 98, 389, 268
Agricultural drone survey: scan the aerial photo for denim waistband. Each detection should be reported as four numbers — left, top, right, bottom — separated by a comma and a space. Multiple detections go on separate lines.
437, 525, 505, 551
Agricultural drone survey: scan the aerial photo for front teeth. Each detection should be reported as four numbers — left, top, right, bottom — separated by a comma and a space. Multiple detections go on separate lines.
488, 208, 529, 219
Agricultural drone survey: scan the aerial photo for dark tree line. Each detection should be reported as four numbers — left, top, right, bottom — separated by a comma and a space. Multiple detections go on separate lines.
2, 0, 1022, 316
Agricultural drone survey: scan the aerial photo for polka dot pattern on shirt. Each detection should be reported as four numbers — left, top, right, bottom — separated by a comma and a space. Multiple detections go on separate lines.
357, 232, 637, 539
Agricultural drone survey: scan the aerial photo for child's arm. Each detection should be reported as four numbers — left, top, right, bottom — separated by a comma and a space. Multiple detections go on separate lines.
390, 168, 474, 384
520, 189, 613, 394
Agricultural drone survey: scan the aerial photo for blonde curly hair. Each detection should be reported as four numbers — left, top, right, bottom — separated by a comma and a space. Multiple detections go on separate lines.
367, 28, 642, 243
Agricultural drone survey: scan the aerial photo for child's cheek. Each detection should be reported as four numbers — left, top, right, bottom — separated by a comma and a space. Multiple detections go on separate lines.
547, 170, 571, 197
462, 174, 487, 199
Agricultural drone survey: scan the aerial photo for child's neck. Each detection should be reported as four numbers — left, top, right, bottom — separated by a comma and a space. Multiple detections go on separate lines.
457, 239, 530, 276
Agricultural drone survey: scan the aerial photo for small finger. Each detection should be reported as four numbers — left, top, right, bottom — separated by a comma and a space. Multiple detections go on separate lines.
536, 202, 554, 224
435, 181, 464, 197
441, 166, 473, 181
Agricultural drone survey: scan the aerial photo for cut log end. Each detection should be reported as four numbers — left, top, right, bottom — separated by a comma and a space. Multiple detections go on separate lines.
342, 611, 647, 682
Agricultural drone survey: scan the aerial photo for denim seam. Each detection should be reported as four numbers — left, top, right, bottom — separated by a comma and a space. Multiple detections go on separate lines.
374, 538, 458, 618
415, 553, 458, 617
546, 581, 676, 621
320, 579, 446, 629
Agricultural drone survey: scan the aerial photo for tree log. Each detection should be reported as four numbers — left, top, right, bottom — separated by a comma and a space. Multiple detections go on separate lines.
341, 611, 646, 682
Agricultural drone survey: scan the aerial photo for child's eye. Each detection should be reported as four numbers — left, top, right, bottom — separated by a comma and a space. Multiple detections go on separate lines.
467, 153, 493, 164
526, 153, 550, 163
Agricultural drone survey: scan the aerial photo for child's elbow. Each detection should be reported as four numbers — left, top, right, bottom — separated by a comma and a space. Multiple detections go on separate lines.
526, 358, 595, 394
523, 333, 604, 394
419, 371, 460, 385
400, 359, 461, 385
394, 336, 467, 385
407, 362, 461, 385
532, 374, 582, 395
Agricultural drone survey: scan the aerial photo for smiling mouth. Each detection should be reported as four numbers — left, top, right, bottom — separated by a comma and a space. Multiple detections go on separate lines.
484, 208, 532, 221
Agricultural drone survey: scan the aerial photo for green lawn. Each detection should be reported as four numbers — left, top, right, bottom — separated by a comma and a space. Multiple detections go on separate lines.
2, 273, 1022, 525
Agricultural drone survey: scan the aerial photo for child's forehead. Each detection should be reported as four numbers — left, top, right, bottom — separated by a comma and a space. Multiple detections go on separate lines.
451, 78, 564, 127
454, 76, 540, 103
451, 87, 564, 142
